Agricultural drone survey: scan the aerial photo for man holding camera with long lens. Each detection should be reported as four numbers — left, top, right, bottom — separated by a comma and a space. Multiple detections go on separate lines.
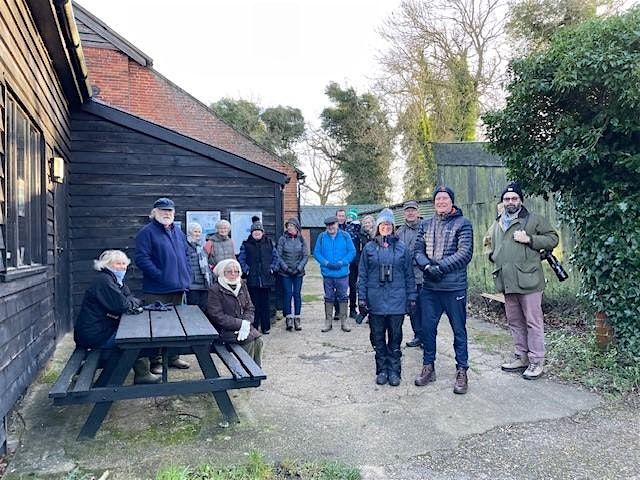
484, 182, 559, 380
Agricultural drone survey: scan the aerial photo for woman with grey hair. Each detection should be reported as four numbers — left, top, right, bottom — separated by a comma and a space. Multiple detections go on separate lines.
74, 250, 160, 384
204, 219, 236, 271
185, 222, 212, 312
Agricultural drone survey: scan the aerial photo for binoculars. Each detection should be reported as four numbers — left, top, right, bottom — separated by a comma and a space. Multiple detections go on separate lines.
379, 264, 393, 283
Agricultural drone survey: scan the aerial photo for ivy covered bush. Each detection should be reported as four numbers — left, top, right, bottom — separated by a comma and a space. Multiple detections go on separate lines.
484, 8, 640, 355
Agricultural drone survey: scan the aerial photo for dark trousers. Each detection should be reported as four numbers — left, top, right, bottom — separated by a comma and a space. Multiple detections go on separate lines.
248, 286, 271, 333
419, 289, 469, 369
281, 275, 303, 316
186, 289, 208, 314
409, 284, 423, 338
348, 262, 359, 311
369, 314, 404, 376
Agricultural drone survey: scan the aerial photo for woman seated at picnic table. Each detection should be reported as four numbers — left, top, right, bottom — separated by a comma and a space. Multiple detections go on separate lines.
73, 249, 161, 384
206, 258, 263, 367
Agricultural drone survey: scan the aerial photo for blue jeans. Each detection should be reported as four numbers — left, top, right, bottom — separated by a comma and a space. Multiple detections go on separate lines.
322, 276, 349, 303
281, 275, 303, 316
419, 289, 469, 369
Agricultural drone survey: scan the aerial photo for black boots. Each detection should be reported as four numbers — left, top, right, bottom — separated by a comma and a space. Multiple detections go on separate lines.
286, 315, 294, 331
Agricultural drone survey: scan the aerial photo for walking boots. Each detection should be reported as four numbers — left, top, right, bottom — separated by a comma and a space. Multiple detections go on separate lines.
294, 316, 302, 331
285, 315, 294, 331
133, 358, 161, 385
322, 303, 333, 332
453, 368, 468, 394
414, 363, 436, 386
339, 302, 351, 332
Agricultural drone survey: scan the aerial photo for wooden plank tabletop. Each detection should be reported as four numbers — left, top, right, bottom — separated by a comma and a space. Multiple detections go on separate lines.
116, 311, 152, 343
175, 305, 218, 340
150, 309, 185, 341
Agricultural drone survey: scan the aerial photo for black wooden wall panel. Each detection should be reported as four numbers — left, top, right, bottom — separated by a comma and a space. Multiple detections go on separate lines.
0, 0, 73, 437
69, 111, 280, 313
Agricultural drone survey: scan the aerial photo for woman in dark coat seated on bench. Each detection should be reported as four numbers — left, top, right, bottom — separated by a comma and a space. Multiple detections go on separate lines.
74, 249, 160, 384
207, 259, 263, 366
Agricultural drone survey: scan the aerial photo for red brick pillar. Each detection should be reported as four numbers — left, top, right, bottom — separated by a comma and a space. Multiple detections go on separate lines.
595, 311, 614, 349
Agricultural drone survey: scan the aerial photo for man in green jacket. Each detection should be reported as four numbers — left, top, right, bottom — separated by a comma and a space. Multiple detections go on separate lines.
484, 183, 559, 380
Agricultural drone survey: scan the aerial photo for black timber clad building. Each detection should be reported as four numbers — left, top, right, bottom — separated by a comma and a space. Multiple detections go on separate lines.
69, 101, 287, 310
0, 1, 286, 453
0, 0, 91, 452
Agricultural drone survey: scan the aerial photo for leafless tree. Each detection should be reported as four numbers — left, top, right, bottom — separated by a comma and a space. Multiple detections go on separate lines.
377, 0, 508, 127
298, 127, 345, 205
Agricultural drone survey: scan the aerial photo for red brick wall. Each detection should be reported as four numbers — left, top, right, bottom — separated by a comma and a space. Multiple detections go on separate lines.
83, 47, 299, 221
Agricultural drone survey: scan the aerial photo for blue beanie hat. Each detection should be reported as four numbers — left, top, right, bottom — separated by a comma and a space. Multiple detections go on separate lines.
433, 185, 455, 203
376, 208, 395, 228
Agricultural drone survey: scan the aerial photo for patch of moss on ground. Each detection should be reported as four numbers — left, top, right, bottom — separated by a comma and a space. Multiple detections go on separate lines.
302, 294, 322, 303
107, 415, 200, 446
471, 330, 512, 354
36, 364, 61, 384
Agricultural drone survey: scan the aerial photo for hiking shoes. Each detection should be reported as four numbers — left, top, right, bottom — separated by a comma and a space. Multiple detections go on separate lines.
453, 368, 468, 394
522, 361, 544, 380
414, 364, 436, 386
501, 354, 529, 372
376, 372, 388, 385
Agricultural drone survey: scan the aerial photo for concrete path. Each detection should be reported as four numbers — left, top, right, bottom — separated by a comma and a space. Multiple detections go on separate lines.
5, 262, 637, 479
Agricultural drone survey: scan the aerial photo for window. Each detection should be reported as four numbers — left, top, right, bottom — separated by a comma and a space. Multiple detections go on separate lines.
3, 94, 44, 271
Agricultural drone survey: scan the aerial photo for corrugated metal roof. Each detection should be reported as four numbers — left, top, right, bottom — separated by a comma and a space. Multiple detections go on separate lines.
358, 200, 435, 226
300, 204, 383, 228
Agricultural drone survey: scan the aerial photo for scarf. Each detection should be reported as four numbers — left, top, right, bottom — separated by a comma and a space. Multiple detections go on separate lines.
214, 258, 242, 297
188, 238, 211, 287
500, 208, 521, 232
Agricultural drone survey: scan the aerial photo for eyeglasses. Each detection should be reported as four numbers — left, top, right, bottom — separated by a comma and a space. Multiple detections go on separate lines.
503, 196, 520, 203
224, 269, 240, 274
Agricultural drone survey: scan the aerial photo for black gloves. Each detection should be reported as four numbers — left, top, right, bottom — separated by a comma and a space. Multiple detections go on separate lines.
355, 301, 369, 324
424, 264, 444, 282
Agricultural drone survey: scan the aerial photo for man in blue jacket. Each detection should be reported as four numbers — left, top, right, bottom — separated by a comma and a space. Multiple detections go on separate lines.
135, 197, 192, 371
314, 215, 356, 332
413, 186, 473, 394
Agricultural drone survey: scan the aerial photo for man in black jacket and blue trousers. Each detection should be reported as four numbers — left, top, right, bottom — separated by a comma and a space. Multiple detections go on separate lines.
413, 186, 473, 394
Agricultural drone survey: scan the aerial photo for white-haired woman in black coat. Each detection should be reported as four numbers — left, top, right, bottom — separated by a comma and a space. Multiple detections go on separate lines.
74, 250, 160, 384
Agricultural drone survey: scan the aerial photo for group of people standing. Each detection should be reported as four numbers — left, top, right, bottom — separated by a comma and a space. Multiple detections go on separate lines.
315, 182, 559, 394
74, 182, 559, 396
74, 198, 310, 384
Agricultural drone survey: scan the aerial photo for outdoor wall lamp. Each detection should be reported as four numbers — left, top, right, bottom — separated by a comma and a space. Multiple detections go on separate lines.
49, 156, 65, 183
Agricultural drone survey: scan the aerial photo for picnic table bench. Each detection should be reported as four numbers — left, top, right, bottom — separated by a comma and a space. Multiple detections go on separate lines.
480, 292, 506, 304
49, 305, 266, 440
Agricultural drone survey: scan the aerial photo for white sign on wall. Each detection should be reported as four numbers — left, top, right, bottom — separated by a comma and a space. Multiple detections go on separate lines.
186, 211, 221, 236
230, 211, 262, 254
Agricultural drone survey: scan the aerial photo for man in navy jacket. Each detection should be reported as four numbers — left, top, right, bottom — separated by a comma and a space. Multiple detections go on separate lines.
413, 187, 473, 394
135, 197, 191, 371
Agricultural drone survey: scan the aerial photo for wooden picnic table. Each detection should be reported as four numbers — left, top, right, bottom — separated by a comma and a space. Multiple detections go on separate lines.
50, 305, 265, 440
